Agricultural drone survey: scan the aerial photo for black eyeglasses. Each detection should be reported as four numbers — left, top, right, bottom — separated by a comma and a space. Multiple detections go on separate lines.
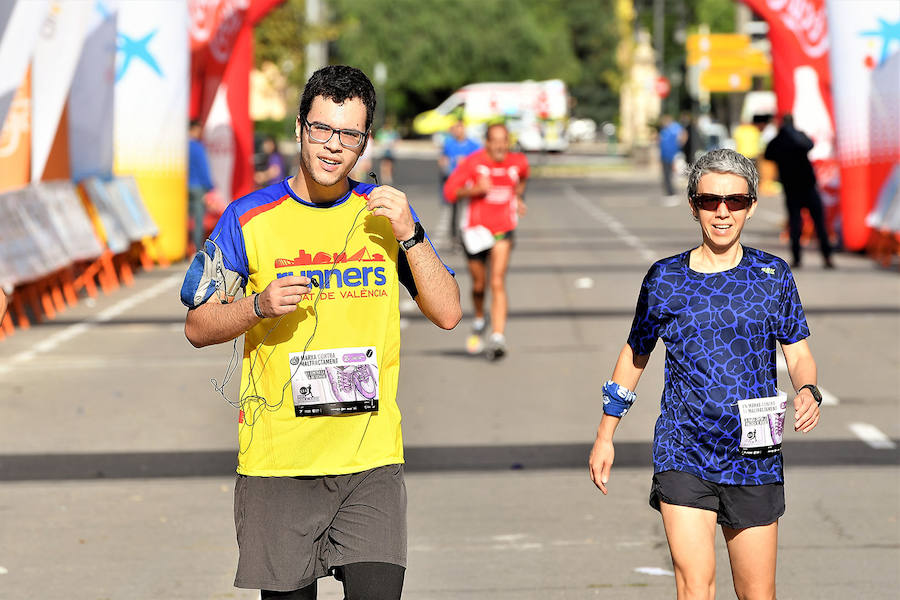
691, 193, 755, 212
303, 118, 368, 148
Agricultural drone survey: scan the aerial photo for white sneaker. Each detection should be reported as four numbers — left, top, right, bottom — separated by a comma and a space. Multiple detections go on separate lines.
485, 333, 507, 361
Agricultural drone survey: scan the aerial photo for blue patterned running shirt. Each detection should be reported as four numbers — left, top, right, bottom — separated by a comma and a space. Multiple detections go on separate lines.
627, 246, 809, 485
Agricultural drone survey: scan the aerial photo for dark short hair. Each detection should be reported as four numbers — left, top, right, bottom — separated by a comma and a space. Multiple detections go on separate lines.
297, 65, 376, 132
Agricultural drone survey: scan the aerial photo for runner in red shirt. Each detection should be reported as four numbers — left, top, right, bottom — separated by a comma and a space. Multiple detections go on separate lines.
443, 122, 529, 360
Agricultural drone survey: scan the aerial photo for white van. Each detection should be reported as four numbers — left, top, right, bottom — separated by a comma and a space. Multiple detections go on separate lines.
412, 79, 570, 151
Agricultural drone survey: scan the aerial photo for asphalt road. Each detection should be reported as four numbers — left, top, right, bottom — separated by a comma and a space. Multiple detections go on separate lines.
0, 155, 898, 599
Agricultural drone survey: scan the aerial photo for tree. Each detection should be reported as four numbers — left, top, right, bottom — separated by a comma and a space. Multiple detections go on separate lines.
331, 0, 581, 123
561, 0, 622, 125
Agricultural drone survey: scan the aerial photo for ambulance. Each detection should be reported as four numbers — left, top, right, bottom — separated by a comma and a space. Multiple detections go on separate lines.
412, 79, 570, 152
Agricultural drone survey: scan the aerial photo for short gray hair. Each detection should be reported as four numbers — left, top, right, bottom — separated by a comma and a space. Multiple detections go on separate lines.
686, 149, 759, 200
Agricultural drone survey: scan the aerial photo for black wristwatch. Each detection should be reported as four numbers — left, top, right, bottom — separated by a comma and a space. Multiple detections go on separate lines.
399, 221, 425, 253
799, 384, 822, 406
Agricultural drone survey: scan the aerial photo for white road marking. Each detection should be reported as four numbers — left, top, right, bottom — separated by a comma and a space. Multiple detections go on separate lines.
776, 354, 838, 405
566, 185, 655, 261
491, 534, 528, 542
634, 567, 674, 577
848, 423, 897, 449
0, 274, 182, 378
11, 355, 226, 371
574, 277, 594, 289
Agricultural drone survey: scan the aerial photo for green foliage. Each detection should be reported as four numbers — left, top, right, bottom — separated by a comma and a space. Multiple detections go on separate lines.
253, 0, 342, 91
331, 0, 582, 122
561, 0, 622, 124
692, 0, 737, 33
254, 0, 627, 127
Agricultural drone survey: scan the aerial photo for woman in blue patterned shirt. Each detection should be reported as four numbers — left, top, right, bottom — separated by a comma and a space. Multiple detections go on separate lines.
589, 149, 822, 600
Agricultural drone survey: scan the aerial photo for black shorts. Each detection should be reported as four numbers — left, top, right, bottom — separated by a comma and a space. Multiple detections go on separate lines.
649, 470, 785, 529
465, 230, 515, 262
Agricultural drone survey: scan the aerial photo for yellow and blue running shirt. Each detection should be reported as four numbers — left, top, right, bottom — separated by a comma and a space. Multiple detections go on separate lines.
182, 178, 451, 477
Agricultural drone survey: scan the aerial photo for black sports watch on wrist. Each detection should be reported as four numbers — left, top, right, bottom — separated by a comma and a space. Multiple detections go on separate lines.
799, 384, 823, 406
399, 221, 425, 253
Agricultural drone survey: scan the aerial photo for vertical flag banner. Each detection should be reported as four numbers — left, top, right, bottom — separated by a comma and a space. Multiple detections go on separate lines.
189, 0, 283, 202
114, 0, 189, 261
31, 1, 92, 181
68, 0, 117, 182
189, 0, 251, 203
741, 0, 840, 211
741, 0, 834, 157
0, 0, 47, 126
0, 68, 32, 194
826, 0, 900, 250
0, 0, 47, 192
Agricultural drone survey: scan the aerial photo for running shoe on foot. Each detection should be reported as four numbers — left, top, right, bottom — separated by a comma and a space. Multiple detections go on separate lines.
485, 332, 507, 361
466, 318, 486, 355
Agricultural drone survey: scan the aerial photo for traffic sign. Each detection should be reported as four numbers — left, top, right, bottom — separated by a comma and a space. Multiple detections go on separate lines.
686, 33, 750, 55
699, 69, 751, 92
654, 76, 671, 98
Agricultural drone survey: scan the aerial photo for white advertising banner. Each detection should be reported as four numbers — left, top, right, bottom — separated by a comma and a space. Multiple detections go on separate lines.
0, 0, 47, 127
826, 1, 900, 166
825, 0, 900, 247
31, 1, 92, 181
68, 0, 117, 182
114, 0, 189, 260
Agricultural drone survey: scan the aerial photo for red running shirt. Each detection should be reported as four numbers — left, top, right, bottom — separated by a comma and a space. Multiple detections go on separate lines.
443, 149, 529, 235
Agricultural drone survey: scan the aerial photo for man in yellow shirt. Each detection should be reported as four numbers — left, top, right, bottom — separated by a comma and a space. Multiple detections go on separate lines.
181, 65, 461, 599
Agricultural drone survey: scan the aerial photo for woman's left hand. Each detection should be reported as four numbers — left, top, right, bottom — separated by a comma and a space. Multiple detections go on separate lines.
793, 389, 820, 433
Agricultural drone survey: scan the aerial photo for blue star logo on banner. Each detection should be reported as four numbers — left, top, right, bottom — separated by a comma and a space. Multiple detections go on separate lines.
116, 29, 163, 82
860, 18, 900, 67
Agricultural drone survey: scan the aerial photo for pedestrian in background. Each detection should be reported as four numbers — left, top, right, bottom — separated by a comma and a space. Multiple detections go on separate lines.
658, 113, 687, 201
375, 120, 399, 185
590, 149, 822, 600
764, 114, 834, 269
437, 118, 480, 246
443, 122, 528, 361
188, 119, 215, 253
253, 135, 286, 188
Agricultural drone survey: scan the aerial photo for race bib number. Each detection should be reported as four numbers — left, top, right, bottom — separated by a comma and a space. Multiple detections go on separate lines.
737, 391, 787, 458
288, 347, 379, 417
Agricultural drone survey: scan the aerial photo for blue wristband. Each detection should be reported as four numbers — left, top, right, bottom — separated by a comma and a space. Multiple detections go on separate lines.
602, 380, 636, 417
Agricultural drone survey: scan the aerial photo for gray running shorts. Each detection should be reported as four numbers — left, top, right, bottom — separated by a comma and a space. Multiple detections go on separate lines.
233, 463, 407, 592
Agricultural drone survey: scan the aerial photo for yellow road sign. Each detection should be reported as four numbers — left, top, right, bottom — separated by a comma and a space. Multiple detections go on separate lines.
699, 69, 752, 92
686, 33, 750, 53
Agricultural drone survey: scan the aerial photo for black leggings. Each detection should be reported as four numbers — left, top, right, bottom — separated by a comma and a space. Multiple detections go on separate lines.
261, 562, 405, 600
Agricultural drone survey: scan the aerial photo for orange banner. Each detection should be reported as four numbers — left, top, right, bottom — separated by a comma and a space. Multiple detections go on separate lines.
0, 68, 32, 194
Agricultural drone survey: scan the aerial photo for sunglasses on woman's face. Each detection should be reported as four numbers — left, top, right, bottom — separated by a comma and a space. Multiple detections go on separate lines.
691, 193, 755, 212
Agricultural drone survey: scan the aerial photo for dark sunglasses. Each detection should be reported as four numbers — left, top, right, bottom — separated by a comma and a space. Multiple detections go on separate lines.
691, 193, 755, 212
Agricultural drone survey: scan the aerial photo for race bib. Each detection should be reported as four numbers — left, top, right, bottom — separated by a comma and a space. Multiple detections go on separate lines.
737, 391, 788, 458
288, 347, 379, 417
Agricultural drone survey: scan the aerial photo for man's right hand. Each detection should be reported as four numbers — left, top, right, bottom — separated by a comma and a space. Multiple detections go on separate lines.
256, 275, 316, 318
